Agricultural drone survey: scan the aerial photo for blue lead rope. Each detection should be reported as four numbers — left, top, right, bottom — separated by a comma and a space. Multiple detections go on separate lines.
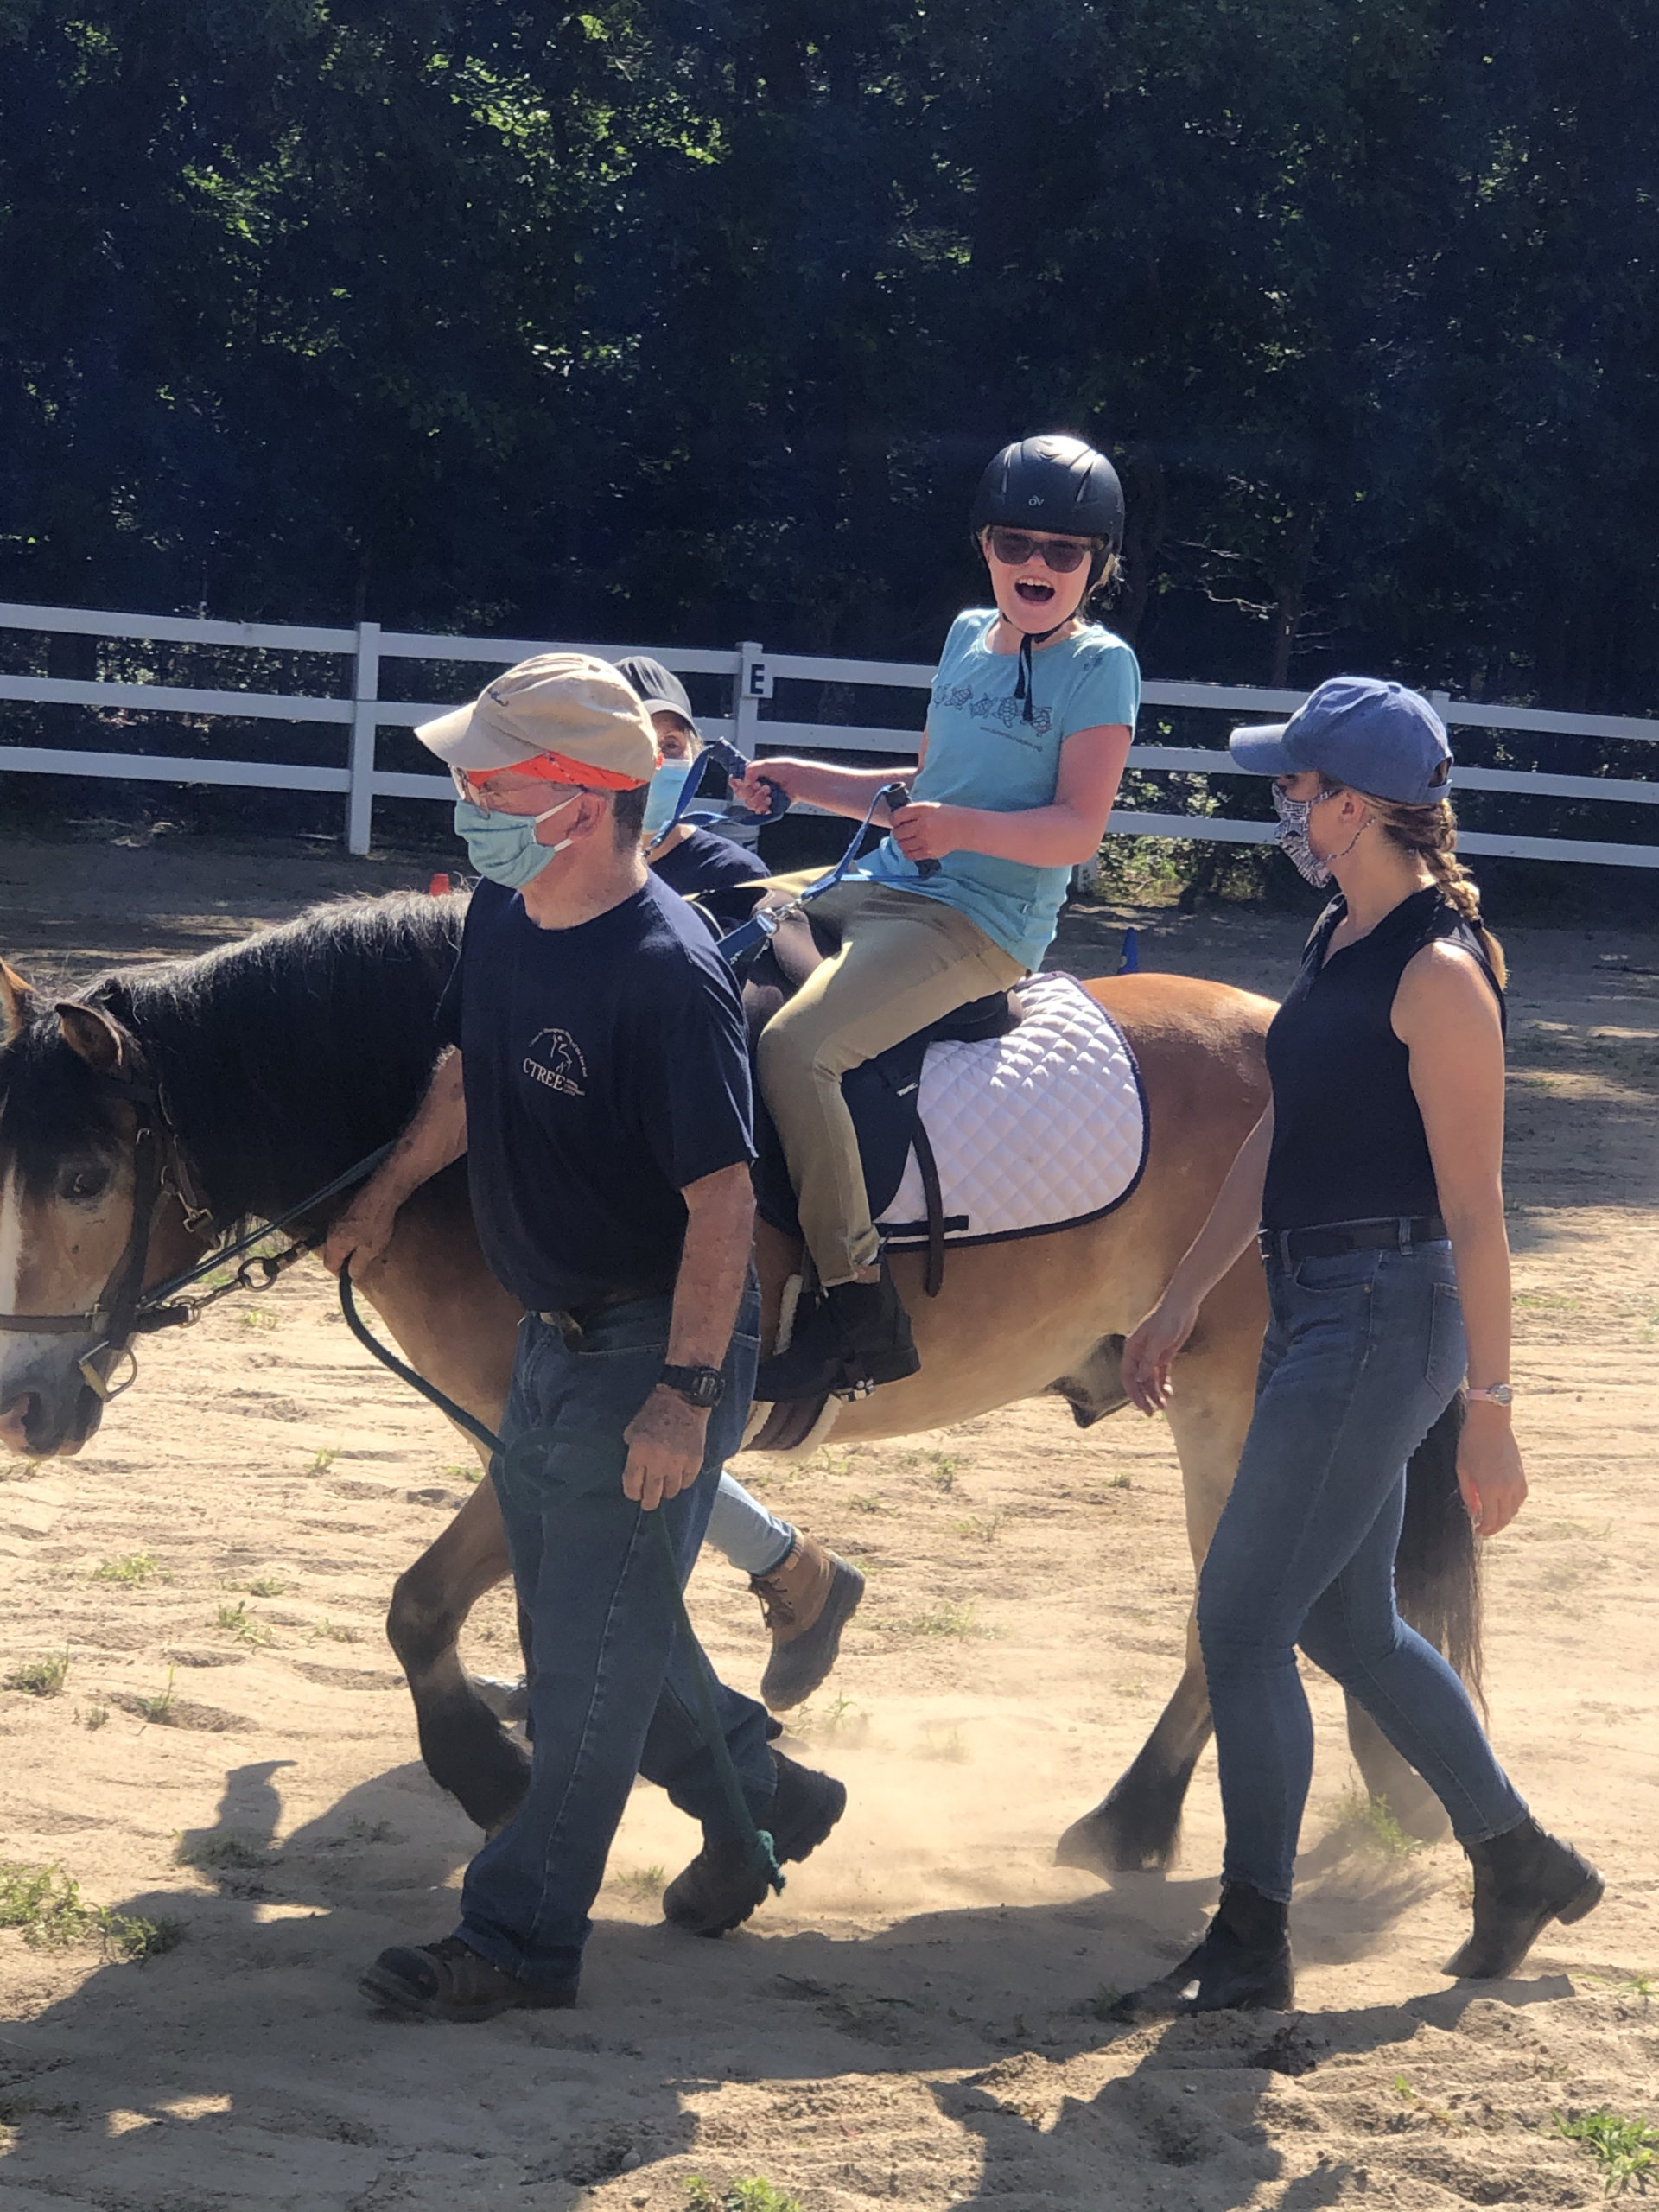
336, 1265, 784, 1897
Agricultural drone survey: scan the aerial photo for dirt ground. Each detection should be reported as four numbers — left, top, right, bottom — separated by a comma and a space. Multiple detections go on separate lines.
0, 829, 1655, 2212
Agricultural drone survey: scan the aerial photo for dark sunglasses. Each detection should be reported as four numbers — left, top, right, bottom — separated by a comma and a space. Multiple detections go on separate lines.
985, 527, 1094, 575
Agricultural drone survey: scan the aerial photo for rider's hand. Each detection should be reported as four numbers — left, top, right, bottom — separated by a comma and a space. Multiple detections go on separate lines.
1122, 1291, 1202, 1415
732, 760, 804, 816
1457, 1404, 1527, 1537
622, 1385, 709, 1511
890, 799, 960, 865
321, 1188, 401, 1279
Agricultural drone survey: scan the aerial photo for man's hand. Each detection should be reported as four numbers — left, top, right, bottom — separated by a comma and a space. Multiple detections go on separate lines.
732, 759, 807, 816
622, 1384, 710, 1511
321, 1183, 403, 1279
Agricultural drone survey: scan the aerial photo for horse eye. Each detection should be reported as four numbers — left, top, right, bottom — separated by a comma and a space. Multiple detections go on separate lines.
67, 1167, 110, 1202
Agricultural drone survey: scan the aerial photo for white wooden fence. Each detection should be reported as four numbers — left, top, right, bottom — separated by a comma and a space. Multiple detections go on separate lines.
2, 599, 1656, 868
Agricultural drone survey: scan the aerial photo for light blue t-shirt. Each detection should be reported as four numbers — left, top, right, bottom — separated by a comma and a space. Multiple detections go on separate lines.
856, 609, 1141, 970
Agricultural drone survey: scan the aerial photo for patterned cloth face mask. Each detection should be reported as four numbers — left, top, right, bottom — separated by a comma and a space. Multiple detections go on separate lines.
1271, 786, 1332, 887
453, 793, 582, 889
1273, 785, 1370, 887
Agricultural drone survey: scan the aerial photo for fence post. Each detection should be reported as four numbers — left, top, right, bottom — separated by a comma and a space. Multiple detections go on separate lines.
734, 639, 769, 758
346, 620, 381, 855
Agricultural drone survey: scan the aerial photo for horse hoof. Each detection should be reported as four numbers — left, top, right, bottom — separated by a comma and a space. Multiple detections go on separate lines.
1055, 1801, 1175, 1878
470, 1673, 529, 1727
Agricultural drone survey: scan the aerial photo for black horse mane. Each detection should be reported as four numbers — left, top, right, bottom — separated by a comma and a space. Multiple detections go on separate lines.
64, 892, 464, 1230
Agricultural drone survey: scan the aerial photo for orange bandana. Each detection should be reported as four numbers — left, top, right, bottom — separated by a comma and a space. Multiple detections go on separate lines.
470, 747, 653, 793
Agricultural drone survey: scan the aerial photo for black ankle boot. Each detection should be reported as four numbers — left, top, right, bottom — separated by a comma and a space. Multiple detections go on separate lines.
1444, 1816, 1603, 1980
1113, 1883, 1294, 2021
754, 1263, 920, 1402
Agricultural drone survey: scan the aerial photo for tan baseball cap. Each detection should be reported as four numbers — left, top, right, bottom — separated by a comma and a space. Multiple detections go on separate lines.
415, 653, 660, 786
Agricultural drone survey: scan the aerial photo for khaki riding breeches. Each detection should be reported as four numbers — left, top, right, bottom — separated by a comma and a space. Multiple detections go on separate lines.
756, 879, 1026, 1287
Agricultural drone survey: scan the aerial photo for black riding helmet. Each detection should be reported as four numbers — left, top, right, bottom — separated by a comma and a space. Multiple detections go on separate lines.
970, 434, 1124, 722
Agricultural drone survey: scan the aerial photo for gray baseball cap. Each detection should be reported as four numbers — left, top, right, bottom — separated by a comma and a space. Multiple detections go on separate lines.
1230, 677, 1452, 804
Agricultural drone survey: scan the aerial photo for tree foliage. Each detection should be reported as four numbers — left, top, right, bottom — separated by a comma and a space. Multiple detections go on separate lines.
1, 0, 1655, 708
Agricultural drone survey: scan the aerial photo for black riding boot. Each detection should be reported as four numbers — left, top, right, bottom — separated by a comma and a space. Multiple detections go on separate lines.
754, 1262, 920, 1402
1113, 1883, 1294, 2021
1443, 1815, 1603, 1980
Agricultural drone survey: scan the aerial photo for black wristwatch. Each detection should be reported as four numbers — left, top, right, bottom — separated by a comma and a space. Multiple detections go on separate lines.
658, 1363, 726, 1410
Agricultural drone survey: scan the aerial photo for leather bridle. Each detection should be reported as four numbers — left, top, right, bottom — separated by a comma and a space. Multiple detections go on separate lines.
0, 1058, 390, 1403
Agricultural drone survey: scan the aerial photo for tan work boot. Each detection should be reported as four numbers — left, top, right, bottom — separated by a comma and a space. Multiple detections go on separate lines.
752, 1535, 866, 1712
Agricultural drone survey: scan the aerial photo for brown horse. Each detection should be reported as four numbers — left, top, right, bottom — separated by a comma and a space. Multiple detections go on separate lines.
0, 890, 1474, 1868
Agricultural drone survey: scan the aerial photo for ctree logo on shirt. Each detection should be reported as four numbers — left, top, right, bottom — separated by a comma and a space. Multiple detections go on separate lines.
523, 1027, 588, 1098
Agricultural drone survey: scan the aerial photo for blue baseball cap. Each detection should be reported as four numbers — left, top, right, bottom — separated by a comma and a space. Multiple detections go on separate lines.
1229, 677, 1452, 804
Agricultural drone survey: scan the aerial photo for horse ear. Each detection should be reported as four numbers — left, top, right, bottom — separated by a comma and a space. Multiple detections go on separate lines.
54, 1001, 130, 1077
0, 962, 35, 1043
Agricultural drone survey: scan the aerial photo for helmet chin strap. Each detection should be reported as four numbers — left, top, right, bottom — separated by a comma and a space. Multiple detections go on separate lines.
1013, 615, 1073, 724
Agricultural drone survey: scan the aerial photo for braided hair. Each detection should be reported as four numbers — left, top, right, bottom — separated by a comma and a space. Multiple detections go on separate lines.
1317, 775, 1507, 987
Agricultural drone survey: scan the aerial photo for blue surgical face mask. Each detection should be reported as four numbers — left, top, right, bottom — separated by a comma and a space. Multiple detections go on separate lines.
643, 757, 695, 839
454, 793, 580, 889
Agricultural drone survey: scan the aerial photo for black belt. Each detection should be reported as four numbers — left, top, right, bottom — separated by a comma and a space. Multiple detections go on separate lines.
1258, 1215, 1447, 1267
533, 1283, 674, 1335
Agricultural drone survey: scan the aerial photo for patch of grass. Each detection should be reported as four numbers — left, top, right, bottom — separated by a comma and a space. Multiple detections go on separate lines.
90, 1551, 158, 1586
1581, 1971, 1658, 2000
213, 1601, 271, 1647
1077, 1985, 1122, 2021
1551, 2109, 1659, 2194
442, 1461, 484, 1486
243, 1575, 289, 1598
133, 1666, 177, 1724
917, 1726, 969, 1763
308, 1618, 360, 1644
308, 1449, 338, 1473
346, 1817, 396, 1844
615, 1864, 666, 1902
790, 1693, 869, 1747
1099, 1471, 1133, 1491
240, 1306, 279, 1331
0, 1862, 183, 1961
6, 1649, 69, 1697
899, 1602, 980, 1638
685, 2181, 802, 2212
79, 1704, 108, 1731
951, 1512, 1003, 1544
1331, 1787, 1426, 1860
176, 1833, 274, 1872
1393, 2075, 1417, 2101
846, 1492, 887, 1515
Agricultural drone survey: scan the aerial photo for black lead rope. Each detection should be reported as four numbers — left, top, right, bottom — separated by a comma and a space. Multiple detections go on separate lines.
336, 1264, 784, 1896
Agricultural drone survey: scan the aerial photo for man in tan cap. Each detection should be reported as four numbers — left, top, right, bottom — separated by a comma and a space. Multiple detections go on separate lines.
325, 654, 845, 2022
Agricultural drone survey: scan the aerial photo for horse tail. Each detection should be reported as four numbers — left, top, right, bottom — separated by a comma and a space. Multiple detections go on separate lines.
1395, 1393, 1483, 1707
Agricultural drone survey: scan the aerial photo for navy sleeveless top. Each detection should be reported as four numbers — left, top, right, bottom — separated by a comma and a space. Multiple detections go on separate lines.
1262, 887, 1504, 1232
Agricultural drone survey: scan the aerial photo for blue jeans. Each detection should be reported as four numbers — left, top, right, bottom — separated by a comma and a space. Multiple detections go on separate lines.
708, 1471, 796, 1577
457, 1287, 772, 1988
1198, 1242, 1527, 1902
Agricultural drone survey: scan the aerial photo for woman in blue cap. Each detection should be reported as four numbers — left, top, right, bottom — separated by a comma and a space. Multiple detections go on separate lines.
733, 435, 1140, 1402
1116, 677, 1602, 2014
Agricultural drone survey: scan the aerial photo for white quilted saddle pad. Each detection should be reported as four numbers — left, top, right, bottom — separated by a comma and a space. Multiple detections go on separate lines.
877, 972, 1147, 1249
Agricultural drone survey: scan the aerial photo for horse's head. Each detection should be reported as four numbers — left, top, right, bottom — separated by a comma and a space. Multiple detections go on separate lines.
0, 966, 201, 1456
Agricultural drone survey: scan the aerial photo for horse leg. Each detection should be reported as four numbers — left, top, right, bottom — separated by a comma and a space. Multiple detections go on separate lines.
352, 1166, 531, 1831
385, 1478, 531, 1832
1056, 1254, 1262, 1878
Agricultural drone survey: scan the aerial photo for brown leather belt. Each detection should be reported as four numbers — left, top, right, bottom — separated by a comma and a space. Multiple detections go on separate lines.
1258, 1215, 1448, 1267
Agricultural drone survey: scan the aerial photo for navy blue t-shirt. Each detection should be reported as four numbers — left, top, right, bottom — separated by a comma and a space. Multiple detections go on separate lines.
435, 875, 754, 1313
651, 826, 766, 935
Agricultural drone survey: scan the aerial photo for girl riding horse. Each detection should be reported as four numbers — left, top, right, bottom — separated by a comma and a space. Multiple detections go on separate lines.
733, 434, 1140, 1402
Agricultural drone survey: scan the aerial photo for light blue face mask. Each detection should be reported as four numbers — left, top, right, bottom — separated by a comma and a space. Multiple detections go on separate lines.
643, 757, 695, 839
454, 793, 580, 890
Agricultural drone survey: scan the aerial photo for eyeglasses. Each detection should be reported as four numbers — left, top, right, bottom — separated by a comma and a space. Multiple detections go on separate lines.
450, 766, 600, 815
985, 527, 1094, 575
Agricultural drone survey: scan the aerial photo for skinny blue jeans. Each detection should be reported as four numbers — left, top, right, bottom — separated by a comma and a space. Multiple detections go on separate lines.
457, 1288, 773, 1989
1198, 1241, 1527, 1902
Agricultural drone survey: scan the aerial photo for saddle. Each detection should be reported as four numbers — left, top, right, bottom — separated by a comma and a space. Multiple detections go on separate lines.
734, 893, 1020, 1300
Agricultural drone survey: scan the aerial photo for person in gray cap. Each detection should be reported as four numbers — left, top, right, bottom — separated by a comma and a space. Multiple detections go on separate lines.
1109, 675, 1601, 2016
616, 655, 868, 1707
325, 654, 845, 2021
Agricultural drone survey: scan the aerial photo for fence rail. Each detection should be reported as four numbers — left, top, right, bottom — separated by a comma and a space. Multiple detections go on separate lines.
2, 599, 1656, 868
